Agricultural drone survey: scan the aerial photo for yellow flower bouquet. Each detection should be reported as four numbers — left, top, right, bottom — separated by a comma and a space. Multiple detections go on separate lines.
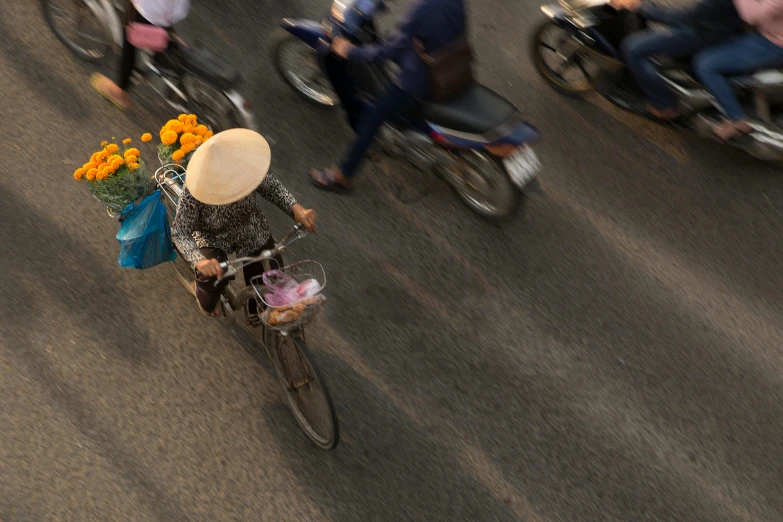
156, 113, 213, 166
73, 138, 151, 216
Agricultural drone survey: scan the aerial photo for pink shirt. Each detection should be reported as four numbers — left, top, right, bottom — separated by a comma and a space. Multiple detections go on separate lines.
735, 0, 783, 46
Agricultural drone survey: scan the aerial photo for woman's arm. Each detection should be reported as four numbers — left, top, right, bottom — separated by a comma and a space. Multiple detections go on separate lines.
735, 0, 783, 25
171, 188, 204, 266
255, 173, 298, 216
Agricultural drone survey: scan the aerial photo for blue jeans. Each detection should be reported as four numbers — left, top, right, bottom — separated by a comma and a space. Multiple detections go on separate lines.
622, 28, 708, 110
341, 84, 417, 179
693, 33, 783, 121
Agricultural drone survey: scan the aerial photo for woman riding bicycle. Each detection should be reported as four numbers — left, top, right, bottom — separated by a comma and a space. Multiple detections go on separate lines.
171, 129, 317, 317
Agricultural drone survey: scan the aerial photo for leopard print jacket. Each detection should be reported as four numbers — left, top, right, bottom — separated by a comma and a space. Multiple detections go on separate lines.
171, 173, 298, 266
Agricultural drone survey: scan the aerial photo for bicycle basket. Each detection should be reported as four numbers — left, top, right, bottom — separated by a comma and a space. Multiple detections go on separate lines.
251, 260, 327, 331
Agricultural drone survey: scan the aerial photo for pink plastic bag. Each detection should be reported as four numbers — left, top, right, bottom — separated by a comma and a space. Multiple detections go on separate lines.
126, 23, 169, 52
262, 270, 321, 307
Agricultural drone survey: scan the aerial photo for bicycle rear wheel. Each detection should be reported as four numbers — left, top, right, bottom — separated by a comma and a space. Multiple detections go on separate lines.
266, 333, 339, 449
43, 0, 110, 61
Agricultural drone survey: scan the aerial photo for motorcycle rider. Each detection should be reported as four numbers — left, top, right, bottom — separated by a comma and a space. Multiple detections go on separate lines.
615, 0, 741, 120
692, 0, 783, 140
309, 0, 467, 193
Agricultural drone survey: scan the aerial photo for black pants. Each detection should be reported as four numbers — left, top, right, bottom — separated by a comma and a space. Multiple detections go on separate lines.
195, 237, 283, 314
118, 7, 153, 90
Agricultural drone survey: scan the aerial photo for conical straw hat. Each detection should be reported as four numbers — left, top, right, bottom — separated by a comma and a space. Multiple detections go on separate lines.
186, 128, 272, 205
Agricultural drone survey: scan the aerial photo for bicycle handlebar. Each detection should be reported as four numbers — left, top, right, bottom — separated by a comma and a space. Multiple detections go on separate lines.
195, 224, 309, 286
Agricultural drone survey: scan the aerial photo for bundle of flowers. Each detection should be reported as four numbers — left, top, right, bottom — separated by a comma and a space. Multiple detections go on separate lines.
73, 138, 151, 217
156, 113, 213, 166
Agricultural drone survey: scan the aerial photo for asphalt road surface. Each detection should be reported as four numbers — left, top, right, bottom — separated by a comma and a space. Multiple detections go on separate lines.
2, 1, 783, 521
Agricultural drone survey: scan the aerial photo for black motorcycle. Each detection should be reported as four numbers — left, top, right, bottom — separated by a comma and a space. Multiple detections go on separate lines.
531, 0, 783, 161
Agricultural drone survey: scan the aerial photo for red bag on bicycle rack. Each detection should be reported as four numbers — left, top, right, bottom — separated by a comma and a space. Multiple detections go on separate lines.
126, 23, 169, 52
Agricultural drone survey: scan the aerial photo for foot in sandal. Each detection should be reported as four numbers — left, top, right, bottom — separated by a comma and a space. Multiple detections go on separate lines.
90, 73, 131, 110
713, 119, 753, 142
309, 167, 352, 193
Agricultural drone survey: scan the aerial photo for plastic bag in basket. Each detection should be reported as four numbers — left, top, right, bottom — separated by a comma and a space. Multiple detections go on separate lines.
116, 190, 177, 269
263, 270, 321, 306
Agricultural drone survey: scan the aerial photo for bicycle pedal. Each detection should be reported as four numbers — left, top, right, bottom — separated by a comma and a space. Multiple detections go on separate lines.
248, 314, 263, 328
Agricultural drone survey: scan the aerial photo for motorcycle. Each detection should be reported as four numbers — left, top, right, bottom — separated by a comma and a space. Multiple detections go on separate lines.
532, 0, 783, 161
270, 0, 542, 221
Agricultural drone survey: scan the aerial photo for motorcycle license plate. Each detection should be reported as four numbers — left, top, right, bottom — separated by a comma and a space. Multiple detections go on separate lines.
503, 146, 541, 189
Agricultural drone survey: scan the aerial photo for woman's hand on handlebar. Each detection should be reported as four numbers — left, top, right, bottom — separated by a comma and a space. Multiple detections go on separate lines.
292, 204, 317, 234
195, 258, 223, 279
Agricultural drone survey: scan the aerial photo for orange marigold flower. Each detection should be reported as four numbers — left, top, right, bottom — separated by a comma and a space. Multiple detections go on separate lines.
181, 142, 196, 154
180, 132, 196, 145
86, 168, 98, 181
194, 136, 203, 146
96, 169, 110, 181
171, 149, 185, 161
73, 168, 86, 180
106, 143, 119, 154
141, 133, 152, 142
161, 130, 178, 146
128, 162, 140, 171
194, 124, 208, 137
178, 114, 188, 122
111, 157, 125, 170
83, 162, 94, 171
123, 147, 140, 158
204, 130, 214, 140
124, 154, 138, 164
101, 141, 108, 147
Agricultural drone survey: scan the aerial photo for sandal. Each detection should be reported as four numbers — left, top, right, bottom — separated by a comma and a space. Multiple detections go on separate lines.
310, 168, 353, 193
90, 73, 130, 111
713, 120, 753, 143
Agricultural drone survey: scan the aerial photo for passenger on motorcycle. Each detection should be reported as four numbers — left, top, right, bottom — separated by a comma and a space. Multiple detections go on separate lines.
309, 0, 467, 193
692, 0, 783, 140
171, 129, 317, 316
91, 0, 190, 110
614, 0, 741, 120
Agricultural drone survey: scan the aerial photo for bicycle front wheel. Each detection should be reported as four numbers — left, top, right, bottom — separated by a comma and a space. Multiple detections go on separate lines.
266, 333, 339, 449
43, 0, 110, 61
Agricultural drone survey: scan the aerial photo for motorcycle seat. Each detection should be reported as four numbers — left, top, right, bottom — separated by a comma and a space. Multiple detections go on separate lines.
421, 84, 518, 135
179, 45, 241, 90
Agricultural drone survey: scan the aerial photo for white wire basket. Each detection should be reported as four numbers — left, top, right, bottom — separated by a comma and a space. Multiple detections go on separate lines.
251, 260, 327, 331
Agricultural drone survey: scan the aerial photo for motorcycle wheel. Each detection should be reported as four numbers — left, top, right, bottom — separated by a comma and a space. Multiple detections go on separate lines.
270, 28, 340, 108
438, 150, 523, 222
531, 20, 600, 97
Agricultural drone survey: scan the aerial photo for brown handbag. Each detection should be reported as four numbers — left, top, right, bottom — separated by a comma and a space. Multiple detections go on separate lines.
415, 36, 475, 102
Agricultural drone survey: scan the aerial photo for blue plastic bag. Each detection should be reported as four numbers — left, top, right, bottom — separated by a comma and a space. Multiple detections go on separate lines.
116, 190, 177, 269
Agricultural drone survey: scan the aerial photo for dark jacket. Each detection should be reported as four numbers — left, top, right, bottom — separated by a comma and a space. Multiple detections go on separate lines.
640, 0, 741, 42
347, 0, 466, 99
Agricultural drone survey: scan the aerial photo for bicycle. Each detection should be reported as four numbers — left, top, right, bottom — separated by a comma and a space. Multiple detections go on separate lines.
153, 163, 339, 449
43, 0, 258, 132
